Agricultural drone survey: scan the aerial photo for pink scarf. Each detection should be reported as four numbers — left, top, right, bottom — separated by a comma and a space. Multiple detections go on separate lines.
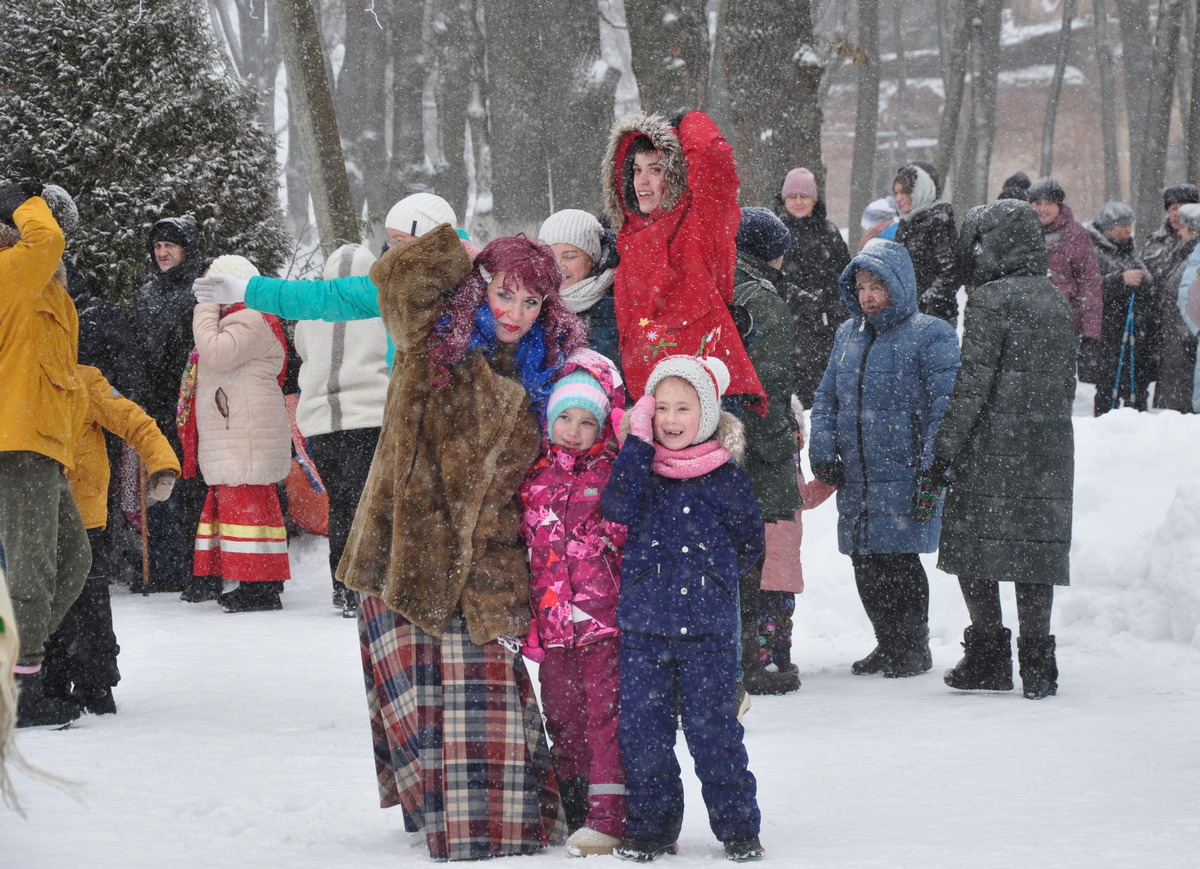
651, 440, 732, 479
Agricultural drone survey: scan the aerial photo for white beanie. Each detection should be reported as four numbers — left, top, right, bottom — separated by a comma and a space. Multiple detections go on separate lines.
538, 209, 603, 264
644, 355, 731, 445
384, 192, 456, 237
322, 243, 377, 280
41, 184, 80, 235
207, 254, 259, 280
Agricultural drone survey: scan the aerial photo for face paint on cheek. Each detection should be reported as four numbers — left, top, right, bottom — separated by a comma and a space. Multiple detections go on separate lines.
493, 307, 505, 318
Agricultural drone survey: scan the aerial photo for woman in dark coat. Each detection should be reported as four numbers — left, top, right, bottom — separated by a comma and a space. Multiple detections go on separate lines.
892, 163, 960, 326
1153, 204, 1200, 412
773, 167, 851, 406
931, 199, 1075, 700
809, 240, 960, 678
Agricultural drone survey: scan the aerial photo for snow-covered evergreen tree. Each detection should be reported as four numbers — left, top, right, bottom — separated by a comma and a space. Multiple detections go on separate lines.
0, 0, 289, 303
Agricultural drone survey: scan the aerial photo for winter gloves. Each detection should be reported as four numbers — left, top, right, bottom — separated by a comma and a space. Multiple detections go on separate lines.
193, 273, 249, 305
0, 181, 44, 225
628, 394, 656, 444
913, 458, 950, 522
812, 461, 844, 487
148, 469, 178, 503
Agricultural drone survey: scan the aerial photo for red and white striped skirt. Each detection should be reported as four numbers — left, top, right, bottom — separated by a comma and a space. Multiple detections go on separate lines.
193, 484, 290, 582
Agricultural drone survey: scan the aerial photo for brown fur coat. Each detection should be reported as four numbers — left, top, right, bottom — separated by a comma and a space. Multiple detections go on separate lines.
336, 226, 540, 644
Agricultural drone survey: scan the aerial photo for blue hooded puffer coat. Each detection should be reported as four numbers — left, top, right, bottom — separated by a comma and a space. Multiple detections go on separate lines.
809, 240, 961, 555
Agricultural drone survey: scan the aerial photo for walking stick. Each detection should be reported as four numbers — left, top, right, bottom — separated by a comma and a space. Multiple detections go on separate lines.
1111, 293, 1137, 411
139, 462, 150, 596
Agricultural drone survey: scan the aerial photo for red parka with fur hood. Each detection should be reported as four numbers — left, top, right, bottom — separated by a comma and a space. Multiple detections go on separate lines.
519, 350, 627, 649
603, 110, 765, 409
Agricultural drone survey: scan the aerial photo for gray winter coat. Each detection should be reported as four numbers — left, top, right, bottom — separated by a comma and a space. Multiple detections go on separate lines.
934, 200, 1075, 585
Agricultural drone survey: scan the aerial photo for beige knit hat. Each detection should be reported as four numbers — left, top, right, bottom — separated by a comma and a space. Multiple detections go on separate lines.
207, 254, 260, 280
384, 192, 457, 237
644, 355, 731, 444
538, 209, 603, 264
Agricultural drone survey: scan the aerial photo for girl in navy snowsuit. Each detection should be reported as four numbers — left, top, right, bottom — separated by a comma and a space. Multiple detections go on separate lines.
600, 354, 765, 863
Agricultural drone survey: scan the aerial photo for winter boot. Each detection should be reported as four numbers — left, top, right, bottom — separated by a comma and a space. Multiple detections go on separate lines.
566, 826, 622, 857
558, 776, 590, 834
15, 667, 81, 728
219, 581, 283, 613
614, 837, 677, 862
75, 685, 117, 715
884, 628, 933, 678
744, 663, 801, 695
943, 626, 1014, 691
851, 644, 893, 676
724, 836, 764, 862
341, 589, 359, 619
331, 584, 346, 609
1017, 634, 1058, 699
180, 577, 223, 603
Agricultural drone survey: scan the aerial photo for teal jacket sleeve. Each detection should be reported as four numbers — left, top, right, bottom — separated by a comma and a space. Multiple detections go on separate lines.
246, 273, 380, 322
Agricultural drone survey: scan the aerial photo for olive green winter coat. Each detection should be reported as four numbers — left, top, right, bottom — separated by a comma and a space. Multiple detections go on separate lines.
934, 200, 1075, 585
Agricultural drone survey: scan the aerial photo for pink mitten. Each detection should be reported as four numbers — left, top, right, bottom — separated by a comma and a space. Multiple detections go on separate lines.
629, 394, 657, 444
521, 624, 545, 664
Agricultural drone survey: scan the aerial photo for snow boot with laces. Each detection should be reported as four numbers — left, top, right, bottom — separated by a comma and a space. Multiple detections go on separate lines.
944, 626, 1013, 691
1017, 634, 1058, 699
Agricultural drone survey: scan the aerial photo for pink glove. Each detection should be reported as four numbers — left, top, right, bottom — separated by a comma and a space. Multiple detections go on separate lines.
629, 394, 656, 444
521, 624, 545, 664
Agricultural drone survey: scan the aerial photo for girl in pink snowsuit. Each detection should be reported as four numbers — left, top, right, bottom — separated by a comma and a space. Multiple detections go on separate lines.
519, 348, 627, 857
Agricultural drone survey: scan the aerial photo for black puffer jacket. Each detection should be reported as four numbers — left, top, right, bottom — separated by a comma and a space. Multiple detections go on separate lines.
66, 258, 134, 392
773, 196, 850, 405
128, 218, 208, 439
934, 200, 1075, 586
895, 200, 960, 326
1087, 225, 1156, 389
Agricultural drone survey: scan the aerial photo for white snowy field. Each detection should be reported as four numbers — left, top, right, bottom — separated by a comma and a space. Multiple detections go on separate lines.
4, 389, 1200, 868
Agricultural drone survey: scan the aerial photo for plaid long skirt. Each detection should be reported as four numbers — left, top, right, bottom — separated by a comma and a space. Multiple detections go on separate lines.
358, 593, 564, 860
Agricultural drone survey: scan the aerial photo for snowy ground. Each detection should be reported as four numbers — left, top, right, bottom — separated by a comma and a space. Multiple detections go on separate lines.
5, 387, 1200, 868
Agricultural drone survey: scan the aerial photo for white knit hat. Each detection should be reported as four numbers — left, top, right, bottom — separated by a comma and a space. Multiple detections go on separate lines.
384, 192, 457, 237
538, 209, 603, 264
322, 243, 377, 280
207, 254, 259, 280
41, 184, 80, 235
644, 355, 731, 444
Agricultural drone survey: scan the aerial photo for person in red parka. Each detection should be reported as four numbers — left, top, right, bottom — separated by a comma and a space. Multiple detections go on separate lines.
601, 110, 765, 411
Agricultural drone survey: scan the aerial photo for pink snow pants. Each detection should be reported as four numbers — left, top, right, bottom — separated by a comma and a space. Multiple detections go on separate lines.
539, 637, 627, 839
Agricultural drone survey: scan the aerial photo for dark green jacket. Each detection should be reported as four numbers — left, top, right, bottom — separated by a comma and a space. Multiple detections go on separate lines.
934, 200, 1075, 585
733, 252, 801, 523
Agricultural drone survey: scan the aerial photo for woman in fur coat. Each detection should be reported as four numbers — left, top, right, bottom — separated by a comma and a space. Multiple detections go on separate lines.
336, 227, 586, 860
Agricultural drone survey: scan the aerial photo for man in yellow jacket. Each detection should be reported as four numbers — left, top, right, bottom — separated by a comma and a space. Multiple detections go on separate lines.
0, 181, 90, 727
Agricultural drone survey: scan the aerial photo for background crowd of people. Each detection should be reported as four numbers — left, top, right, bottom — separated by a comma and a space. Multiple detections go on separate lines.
4, 104, 1200, 862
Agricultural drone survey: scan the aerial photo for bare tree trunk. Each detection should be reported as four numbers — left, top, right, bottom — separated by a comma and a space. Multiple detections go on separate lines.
934, 0, 971, 189
625, 0, 710, 114
1039, 0, 1077, 177
275, 0, 358, 253
891, 0, 908, 170
847, 0, 880, 252
1094, 0, 1122, 202
388, 2, 427, 207
1187, 5, 1200, 184
425, 1, 476, 224
335, 5, 389, 222
1134, 0, 1184, 246
1115, 0, 1154, 207
719, 0, 827, 206
958, 0, 1000, 211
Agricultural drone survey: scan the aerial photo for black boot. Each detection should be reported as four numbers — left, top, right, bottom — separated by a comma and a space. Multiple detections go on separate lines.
744, 663, 801, 695
1017, 634, 1058, 699
558, 776, 589, 834
180, 576, 223, 603
851, 644, 893, 675
944, 626, 1013, 691
74, 685, 117, 715
884, 627, 933, 678
219, 581, 283, 613
15, 668, 81, 728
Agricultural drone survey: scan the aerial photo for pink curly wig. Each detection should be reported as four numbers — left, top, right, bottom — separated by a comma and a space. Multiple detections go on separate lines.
428, 235, 587, 407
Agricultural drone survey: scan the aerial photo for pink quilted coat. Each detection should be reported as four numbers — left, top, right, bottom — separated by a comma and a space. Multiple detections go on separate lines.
519, 350, 626, 649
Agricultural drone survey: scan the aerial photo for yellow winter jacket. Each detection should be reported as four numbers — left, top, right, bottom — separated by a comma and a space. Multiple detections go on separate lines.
0, 197, 84, 468
67, 366, 181, 530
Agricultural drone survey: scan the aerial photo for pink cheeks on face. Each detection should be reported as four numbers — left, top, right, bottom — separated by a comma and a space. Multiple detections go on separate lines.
494, 307, 505, 319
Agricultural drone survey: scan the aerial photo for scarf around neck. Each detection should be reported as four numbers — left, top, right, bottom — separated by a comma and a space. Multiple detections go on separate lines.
651, 439, 731, 479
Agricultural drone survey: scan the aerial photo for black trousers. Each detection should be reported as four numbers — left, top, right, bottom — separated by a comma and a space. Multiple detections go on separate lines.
959, 577, 1053, 638
851, 552, 929, 644
306, 426, 381, 589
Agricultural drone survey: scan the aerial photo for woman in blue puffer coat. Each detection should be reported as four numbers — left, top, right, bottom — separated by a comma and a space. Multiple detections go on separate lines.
809, 240, 960, 677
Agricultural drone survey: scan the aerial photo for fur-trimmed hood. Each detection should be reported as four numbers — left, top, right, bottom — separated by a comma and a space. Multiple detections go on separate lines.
618, 408, 747, 465
602, 111, 687, 231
